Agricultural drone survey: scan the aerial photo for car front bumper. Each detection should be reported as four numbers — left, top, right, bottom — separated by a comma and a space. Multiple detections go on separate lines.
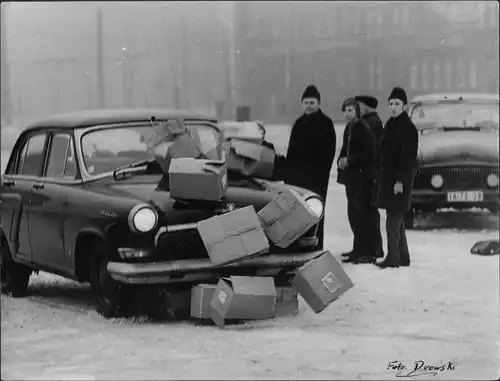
107, 250, 325, 285
411, 189, 499, 209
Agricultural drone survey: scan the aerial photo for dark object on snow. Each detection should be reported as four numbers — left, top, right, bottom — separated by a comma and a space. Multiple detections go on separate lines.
470, 240, 500, 256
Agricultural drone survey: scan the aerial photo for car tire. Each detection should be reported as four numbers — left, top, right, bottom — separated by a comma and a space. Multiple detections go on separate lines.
89, 243, 132, 318
0, 233, 31, 297
142, 285, 192, 321
404, 208, 415, 229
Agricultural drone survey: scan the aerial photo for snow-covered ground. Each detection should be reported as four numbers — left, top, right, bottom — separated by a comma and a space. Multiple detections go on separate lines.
2, 173, 499, 380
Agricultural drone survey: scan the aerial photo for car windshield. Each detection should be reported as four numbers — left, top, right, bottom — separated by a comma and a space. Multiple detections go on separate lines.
81, 121, 221, 176
410, 102, 499, 131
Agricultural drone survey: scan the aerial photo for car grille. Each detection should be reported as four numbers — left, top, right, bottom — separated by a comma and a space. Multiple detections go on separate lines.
414, 166, 499, 189
153, 223, 319, 261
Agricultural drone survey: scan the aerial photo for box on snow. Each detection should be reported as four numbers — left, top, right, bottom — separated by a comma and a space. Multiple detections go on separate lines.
190, 284, 217, 319
227, 139, 275, 179
168, 158, 227, 202
291, 250, 354, 313
275, 286, 299, 317
197, 205, 270, 266
258, 188, 320, 248
210, 276, 277, 328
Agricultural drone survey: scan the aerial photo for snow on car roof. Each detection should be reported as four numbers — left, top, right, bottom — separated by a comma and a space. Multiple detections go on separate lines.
411, 93, 499, 103
23, 109, 218, 131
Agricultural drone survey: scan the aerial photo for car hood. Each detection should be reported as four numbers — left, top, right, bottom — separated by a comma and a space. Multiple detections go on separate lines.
106, 177, 319, 212
419, 130, 499, 165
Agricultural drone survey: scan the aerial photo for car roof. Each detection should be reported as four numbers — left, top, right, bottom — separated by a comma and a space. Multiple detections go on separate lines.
23, 108, 218, 131
410, 93, 499, 103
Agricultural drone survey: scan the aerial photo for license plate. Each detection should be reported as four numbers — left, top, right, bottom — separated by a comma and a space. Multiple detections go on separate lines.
447, 191, 484, 202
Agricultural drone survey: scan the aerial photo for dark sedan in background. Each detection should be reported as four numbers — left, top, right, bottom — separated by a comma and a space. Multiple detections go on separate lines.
406, 93, 499, 228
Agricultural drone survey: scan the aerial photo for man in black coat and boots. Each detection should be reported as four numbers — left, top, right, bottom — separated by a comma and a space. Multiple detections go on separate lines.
285, 85, 336, 250
336, 97, 377, 264
354, 95, 384, 258
375, 87, 418, 268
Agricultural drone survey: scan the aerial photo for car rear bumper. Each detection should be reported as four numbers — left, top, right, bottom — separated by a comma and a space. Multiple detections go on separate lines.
107, 250, 326, 285
411, 189, 499, 209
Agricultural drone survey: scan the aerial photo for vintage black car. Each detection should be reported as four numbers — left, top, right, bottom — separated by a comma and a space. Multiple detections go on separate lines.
407, 93, 499, 228
0, 109, 325, 317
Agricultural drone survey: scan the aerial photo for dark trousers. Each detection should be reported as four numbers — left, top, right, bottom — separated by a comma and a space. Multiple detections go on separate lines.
346, 178, 382, 256
385, 210, 410, 265
370, 206, 383, 255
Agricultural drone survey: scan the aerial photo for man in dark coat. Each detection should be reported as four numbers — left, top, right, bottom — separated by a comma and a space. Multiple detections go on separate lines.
285, 85, 337, 250
354, 95, 384, 258
336, 97, 377, 264
375, 87, 419, 268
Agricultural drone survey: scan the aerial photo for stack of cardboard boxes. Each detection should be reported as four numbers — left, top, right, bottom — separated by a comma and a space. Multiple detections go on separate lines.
152, 122, 353, 328
187, 187, 354, 329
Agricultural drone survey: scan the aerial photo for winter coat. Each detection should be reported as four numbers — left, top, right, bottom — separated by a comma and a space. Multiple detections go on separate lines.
336, 117, 376, 186
375, 112, 419, 213
361, 111, 383, 152
284, 109, 336, 199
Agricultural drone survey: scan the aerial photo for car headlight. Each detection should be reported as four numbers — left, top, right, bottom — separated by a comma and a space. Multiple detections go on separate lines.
305, 197, 324, 218
487, 173, 499, 187
128, 204, 158, 233
431, 174, 443, 188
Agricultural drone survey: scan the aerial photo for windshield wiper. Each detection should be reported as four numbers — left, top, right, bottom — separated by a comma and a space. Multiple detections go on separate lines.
112, 159, 157, 180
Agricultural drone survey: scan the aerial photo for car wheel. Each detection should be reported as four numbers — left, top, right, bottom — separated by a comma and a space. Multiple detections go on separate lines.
404, 208, 415, 229
142, 285, 192, 321
0, 234, 31, 297
89, 243, 132, 318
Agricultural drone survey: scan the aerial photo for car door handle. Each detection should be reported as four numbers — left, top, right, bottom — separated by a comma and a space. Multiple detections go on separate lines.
3, 179, 15, 187
32, 183, 45, 190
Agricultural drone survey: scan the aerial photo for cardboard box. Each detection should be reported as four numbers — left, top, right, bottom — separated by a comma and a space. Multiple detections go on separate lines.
258, 188, 320, 248
158, 134, 203, 173
219, 121, 264, 143
142, 119, 187, 149
291, 251, 354, 313
210, 276, 277, 328
197, 206, 270, 266
169, 158, 228, 201
275, 287, 299, 317
190, 284, 217, 319
227, 139, 275, 179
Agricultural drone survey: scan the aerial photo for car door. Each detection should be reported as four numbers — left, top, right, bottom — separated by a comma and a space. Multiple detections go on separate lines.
0, 131, 48, 263
29, 131, 79, 272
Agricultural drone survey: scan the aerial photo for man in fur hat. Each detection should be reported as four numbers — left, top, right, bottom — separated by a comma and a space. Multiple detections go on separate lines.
337, 97, 377, 264
285, 85, 337, 250
375, 86, 418, 268
354, 95, 384, 258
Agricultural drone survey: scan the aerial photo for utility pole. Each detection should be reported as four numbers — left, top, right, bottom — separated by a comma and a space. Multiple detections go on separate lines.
1, 2, 14, 125
221, 20, 231, 119
180, 15, 189, 108
284, 6, 293, 115
228, 1, 236, 120
96, 6, 105, 108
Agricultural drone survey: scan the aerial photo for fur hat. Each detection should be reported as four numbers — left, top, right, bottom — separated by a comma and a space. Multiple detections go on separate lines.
341, 97, 360, 118
354, 95, 378, 109
301, 85, 321, 102
388, 87, 408, 105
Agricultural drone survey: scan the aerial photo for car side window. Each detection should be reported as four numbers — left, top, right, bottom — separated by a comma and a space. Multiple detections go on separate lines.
16, 134, 47, 176
45, 133, 78, 179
